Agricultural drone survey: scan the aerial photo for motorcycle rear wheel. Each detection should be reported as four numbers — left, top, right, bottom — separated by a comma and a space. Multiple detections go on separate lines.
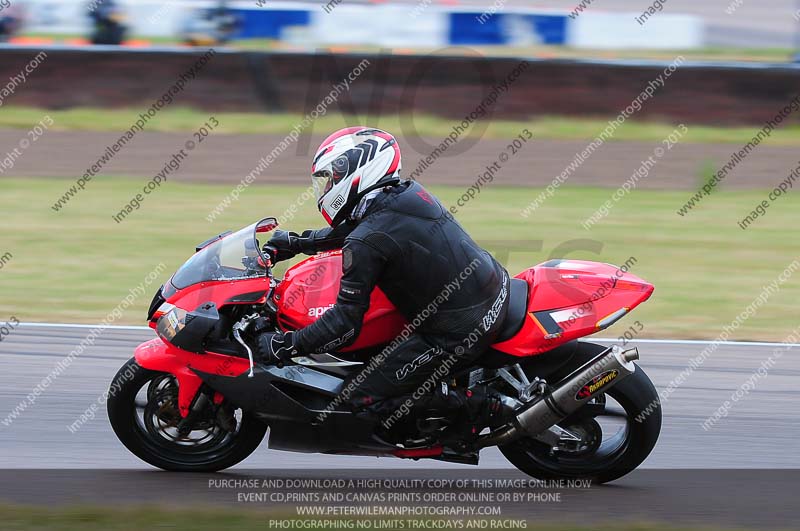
500, 341, 662, 484
107, 357, 267, 472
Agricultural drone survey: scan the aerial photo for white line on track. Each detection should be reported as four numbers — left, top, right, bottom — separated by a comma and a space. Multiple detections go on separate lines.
17, 322, 800, 348
19, 322, 151, 332
592, 338, 798, 347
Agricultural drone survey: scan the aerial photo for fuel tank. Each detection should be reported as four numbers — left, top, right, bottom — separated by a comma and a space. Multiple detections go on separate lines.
273, 251, 407, 352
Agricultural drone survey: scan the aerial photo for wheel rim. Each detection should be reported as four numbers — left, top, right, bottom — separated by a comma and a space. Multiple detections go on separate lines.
132, 373, 244, 463
510, 389, 635, 475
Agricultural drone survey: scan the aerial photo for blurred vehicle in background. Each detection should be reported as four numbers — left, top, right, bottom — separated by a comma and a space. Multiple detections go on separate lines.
181, 0, 240, 46
0, 3, 25, 42
88, 0, 127, 45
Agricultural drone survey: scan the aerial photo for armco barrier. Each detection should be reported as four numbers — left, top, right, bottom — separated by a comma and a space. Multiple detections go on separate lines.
1, 46, 799, 126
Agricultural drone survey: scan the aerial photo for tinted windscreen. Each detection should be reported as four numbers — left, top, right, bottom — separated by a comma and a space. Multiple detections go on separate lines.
171, 223, 266, 289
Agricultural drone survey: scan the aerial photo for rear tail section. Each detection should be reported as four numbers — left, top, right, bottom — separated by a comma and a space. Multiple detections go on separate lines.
491, 260, 653, 357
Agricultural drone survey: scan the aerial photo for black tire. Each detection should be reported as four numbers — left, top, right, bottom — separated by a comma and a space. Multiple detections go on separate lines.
107, 358, 267, 472
500, 341, 662, 484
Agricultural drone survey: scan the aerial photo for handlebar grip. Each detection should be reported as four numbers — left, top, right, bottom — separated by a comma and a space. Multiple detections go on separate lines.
262, 244, 279, 262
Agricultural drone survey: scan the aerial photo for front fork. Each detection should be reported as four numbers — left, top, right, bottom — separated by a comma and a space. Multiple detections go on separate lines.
176, 390, 211, 435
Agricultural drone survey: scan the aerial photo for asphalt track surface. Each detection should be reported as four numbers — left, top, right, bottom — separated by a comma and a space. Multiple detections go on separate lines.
0, 325, 798, 527
2, 325, 799, 470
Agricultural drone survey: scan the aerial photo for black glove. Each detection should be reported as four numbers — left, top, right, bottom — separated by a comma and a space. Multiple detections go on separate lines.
264, 230, 299, 263
257, 331, 298, 365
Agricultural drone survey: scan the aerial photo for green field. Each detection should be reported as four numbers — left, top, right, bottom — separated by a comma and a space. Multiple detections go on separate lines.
1, 177, 798, 341
4, 106, 800, 145
0, 505, 772, 531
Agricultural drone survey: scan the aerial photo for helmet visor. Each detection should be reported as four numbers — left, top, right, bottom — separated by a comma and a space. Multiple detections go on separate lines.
312, 153, 353, 203
312, 170, 333, 204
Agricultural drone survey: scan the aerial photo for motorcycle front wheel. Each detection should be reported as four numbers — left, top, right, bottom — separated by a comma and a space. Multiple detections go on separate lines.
107, 357, 267, 472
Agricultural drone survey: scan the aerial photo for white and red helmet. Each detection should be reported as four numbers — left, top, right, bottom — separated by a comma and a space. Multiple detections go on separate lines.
311, 127, 402, 227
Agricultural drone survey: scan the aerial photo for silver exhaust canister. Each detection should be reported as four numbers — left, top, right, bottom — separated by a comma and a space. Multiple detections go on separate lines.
516, 345, 638, 437
478, 345, 639, 448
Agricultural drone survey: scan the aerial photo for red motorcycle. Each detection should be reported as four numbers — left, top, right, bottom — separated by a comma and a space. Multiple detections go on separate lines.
108, 218, 661, 483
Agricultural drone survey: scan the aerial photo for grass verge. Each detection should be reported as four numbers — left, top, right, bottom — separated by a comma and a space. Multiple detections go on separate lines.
3, 106, 800, 145
1, 177, 798, 341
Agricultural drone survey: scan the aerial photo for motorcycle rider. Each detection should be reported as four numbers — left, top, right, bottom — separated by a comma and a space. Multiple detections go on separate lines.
88, 0, 128, 45
258, 127, 509, 436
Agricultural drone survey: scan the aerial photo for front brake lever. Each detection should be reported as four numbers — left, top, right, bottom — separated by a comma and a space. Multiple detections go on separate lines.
232, 315, 259, 378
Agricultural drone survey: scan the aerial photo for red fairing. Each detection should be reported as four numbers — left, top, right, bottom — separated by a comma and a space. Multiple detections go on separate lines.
134, 338, 250, 416
274, 251, 407, 351
164, 277, 270, 312
490, 260, 654, 357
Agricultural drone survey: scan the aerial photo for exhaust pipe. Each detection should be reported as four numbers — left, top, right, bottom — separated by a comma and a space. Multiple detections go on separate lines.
478, 345, 639, 448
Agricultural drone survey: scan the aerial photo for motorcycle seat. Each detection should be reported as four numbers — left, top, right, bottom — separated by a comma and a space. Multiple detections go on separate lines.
494, 278, 529, 343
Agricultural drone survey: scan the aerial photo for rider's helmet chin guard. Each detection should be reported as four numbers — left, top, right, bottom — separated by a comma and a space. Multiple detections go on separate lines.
311, 126, 402, 227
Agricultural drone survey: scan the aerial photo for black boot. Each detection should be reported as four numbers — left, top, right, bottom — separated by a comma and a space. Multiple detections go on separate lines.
463, 386, 504, 429
417, 385, 504, 436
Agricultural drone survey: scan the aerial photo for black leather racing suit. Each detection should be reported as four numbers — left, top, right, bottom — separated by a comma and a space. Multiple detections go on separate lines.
289, 180, 510, 407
